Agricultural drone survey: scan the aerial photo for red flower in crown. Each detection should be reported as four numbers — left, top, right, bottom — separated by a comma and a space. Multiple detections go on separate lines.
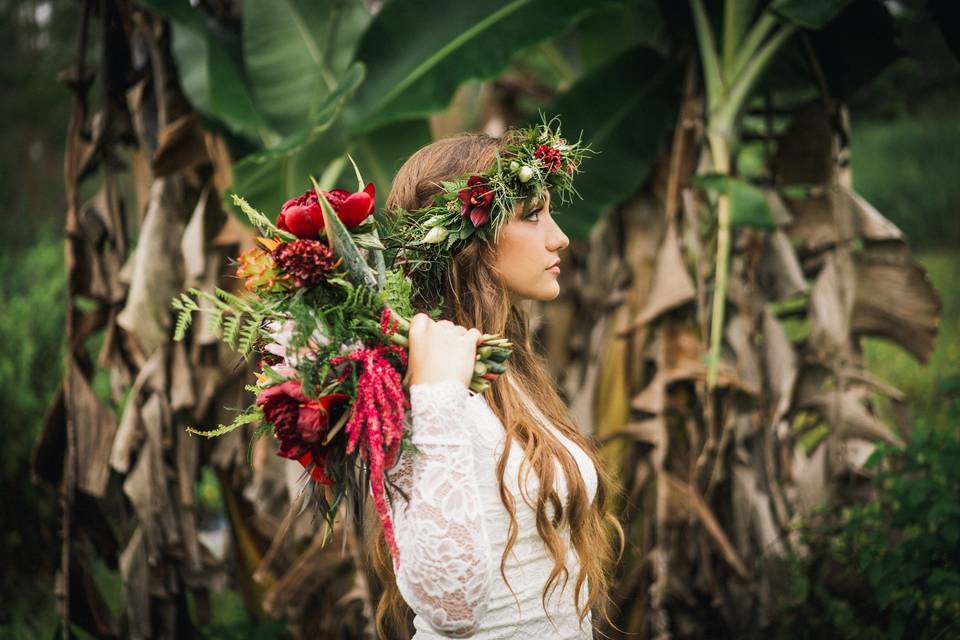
457, 175, 494, 228
534, 144, 563, 173
277, 183, 376, 239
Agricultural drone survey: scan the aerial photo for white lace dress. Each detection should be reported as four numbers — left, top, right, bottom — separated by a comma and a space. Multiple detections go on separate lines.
383, 377, 599, 639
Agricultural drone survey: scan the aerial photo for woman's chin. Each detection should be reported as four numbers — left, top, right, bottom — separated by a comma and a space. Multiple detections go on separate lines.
534, 280, 561, 301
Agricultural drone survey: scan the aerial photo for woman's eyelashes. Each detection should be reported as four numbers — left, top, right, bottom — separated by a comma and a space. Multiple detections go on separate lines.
524, 206, 543, 221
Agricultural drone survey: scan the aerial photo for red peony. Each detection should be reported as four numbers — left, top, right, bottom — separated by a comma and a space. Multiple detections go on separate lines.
534, 144, 563, 173
256, 380, 349, 461
457, 175, 494, 228
277, 182, 376, 238
322, 182, 376, 229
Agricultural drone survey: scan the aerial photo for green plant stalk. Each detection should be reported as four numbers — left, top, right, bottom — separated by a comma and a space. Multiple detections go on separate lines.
706, 131, 732, 389
695, 0, 797, 389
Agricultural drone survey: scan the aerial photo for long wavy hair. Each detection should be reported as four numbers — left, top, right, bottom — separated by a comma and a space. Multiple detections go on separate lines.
367, 131, 625, 639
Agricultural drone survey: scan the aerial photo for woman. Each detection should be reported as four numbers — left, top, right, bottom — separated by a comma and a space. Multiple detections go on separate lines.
369, 126, 625, 639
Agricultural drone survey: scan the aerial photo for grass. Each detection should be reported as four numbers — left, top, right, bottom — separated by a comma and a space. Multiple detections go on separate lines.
864, 250, 960, 429
851, 113, 960, 251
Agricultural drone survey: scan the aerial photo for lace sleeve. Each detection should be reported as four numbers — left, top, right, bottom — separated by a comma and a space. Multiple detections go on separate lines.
383, 379, 494, 637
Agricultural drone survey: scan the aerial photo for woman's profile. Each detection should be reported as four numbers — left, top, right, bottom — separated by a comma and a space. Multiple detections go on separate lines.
367, 127, 626, 639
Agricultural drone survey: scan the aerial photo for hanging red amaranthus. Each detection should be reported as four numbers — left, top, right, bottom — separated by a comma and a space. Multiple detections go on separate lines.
330, 316, 409, 568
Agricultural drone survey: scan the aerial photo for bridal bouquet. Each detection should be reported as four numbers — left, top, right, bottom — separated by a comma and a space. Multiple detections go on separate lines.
171, 161, 514, 565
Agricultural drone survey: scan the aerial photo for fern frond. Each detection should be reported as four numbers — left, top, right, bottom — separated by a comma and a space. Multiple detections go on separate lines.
185, 409, 262, 438
222, 314, 241, 350
237, 315, 262, 355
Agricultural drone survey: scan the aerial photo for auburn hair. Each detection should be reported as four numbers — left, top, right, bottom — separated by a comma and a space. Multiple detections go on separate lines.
366, 131, 625, 639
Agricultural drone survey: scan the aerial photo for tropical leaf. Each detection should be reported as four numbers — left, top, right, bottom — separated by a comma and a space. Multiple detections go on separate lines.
346, 0, 623, 133
545, 45, 679, 239
692, 173, 776, 229
232, 119, 348, 221
242, 0, 371, 134
769, 0, 853, 29
344, 118, 433, 211
136, 0, 270, 139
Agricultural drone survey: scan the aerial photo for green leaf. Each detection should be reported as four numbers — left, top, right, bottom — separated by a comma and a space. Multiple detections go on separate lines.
769, 0, 853, 29
137, 0, 270, 139
352, 233, 386, 251
545, 46, 679, 239
346, 0, 621, 133
232, 118, 348, 220
344, 119, 433, 211
242, 0, 371, 134
576, 2, 660, 73
694, 174, 776, 229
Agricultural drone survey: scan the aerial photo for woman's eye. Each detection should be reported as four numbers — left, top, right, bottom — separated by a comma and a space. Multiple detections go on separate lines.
525, 208, 542, 221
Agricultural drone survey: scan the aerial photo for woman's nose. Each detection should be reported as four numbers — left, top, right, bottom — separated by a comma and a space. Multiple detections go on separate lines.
548, 217, 569, 251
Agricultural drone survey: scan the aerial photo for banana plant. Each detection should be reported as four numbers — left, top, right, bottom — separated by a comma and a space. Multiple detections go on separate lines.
689, 0, 851, 388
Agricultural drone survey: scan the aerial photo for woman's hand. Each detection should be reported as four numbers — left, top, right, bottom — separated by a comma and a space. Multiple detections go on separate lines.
403, 313, 483, 389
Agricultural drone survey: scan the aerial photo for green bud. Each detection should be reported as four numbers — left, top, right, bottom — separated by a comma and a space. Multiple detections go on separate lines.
421, 226, 449, 244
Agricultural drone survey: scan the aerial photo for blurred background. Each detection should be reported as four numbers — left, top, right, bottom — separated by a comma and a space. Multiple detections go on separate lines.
2, 0, 958, 638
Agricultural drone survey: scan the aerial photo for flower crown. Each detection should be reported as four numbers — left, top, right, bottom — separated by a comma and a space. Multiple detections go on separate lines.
379, 114, 592, 304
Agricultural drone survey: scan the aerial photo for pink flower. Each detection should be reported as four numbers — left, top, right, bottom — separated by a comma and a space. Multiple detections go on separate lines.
265, 319, 331, 367
457, 175, 494, 228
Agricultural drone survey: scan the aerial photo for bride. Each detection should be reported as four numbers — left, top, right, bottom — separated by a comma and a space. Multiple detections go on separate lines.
367, 124, 625, 639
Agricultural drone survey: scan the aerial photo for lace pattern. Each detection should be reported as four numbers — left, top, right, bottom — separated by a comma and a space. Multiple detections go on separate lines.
386, 379, 494, 636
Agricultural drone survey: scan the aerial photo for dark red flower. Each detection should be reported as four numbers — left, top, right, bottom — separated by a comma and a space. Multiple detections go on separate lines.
277, 183, 376, 238
534, 144, 562, 173
271, 238, 339, 288
457, 175, 494, 227
256, 380, 349, 460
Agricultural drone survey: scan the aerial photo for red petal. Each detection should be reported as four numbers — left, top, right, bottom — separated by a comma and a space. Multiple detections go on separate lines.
325, 188, 351, 211
469, 206, 490, 227
339, 192, 374, 229
283, 204, 323, 239
363, 182, 376, 203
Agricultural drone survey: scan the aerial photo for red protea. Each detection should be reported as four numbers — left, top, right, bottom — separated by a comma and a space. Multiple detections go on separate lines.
271, 239, 341, 288
534, 144, 563, 173
330, 341, 409, 568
